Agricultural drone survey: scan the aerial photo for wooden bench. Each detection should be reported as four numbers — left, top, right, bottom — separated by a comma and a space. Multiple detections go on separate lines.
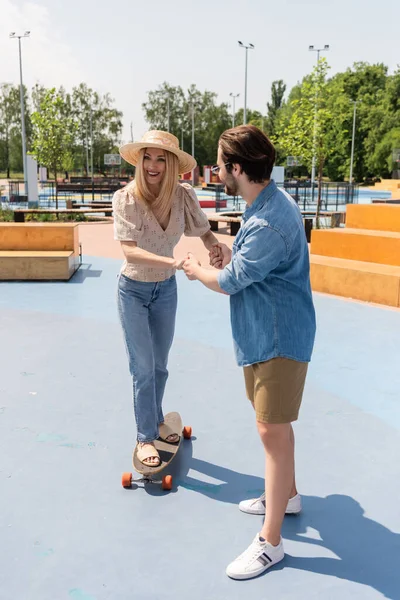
372, 198, 400, 204
208, 212, 243, 236
13, 208, 113, 222
207, 210, 343, 241
301, 210, 345, 227
0, 223, 81, 281
66, 200, 112, 212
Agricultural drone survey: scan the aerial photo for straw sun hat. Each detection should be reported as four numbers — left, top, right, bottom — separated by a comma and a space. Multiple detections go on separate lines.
119, 130, 197, 175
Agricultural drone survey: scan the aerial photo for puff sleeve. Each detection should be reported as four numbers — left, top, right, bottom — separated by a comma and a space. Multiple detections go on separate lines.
112, 188, 143, 242
181, 183, 211, 237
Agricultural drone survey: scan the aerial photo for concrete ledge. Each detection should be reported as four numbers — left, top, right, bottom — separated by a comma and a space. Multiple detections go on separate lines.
346, 204, 400, 232
0, 250, 78, 280
0, 223, 79, 252
310, 228, 400, 266
310, 254, 400, 307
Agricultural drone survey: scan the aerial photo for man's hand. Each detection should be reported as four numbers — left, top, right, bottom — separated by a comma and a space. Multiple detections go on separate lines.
209, 243, 232, 270
182, 253, 201, 280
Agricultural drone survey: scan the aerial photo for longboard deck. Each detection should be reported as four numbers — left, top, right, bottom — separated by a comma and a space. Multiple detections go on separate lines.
133, 411, 183, 476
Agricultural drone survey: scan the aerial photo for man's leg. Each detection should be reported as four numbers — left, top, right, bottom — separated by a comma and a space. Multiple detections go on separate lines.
257, 422, 294, 546
290, 424, 298, 498
227, 358, 307, 580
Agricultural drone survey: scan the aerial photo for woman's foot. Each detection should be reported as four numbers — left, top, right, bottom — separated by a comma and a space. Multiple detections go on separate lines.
159, 422, 179, 444
137, 442, 161, 467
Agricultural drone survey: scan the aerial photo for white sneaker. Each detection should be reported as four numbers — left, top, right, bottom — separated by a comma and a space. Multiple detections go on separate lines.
226, 534, 284, 580
239, 492, 302, 515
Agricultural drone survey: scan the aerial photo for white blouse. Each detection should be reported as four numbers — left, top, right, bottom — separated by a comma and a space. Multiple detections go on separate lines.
113, 182, 211, 282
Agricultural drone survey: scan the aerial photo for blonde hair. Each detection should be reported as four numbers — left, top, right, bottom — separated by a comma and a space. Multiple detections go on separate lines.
131, 148, 179, 224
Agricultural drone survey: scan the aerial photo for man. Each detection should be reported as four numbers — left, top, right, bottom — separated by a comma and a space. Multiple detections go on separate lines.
182, 125, 316, 580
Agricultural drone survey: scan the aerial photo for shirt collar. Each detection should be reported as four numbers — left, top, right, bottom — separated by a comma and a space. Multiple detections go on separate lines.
242, 179, 277, 222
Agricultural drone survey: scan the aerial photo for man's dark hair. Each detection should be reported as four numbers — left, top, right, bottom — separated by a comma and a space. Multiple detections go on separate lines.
219, 125, 276, 183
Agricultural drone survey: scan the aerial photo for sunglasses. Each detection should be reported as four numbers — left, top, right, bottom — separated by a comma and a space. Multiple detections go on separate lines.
211, 163, 231, 175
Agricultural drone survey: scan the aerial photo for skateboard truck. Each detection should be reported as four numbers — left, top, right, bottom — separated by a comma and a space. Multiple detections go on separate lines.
122, 472, 172, 490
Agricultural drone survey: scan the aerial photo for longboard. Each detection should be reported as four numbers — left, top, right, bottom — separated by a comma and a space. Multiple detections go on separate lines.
121, 412, 192, 491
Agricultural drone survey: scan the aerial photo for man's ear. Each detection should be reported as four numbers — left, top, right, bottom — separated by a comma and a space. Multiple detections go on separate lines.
231, 162, 242, 176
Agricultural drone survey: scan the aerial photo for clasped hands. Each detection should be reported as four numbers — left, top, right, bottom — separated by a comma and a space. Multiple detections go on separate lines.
175, 243, 232, 281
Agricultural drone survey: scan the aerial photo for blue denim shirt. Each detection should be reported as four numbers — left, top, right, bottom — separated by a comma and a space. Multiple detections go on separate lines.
218, 180, 316, 367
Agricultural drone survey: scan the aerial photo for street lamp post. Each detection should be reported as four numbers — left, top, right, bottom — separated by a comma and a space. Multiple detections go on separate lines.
229, 93, 240, 127
191, 103, 195, 185
349, 100, 360, 185
167, 96, 170, 132
10, 31, 30, 201
90, 108, 95, 200
238, 41, 254, 125
308, 44, 330, 189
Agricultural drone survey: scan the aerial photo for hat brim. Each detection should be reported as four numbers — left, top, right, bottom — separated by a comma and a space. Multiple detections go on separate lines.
119, 142, 197, 175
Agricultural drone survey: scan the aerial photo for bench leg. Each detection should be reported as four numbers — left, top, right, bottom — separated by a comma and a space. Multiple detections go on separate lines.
304, 218, 313, 242
230, 221, 240, 236
209, 220, 218, 232
14, 212, 25, 223
331, 214, 344, 228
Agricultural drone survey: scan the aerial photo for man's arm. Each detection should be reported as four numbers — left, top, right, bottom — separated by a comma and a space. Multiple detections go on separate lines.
218, 224, 287, 295
182, 254, 228, 295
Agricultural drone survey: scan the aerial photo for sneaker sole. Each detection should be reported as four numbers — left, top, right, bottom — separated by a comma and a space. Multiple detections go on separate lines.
239, 506, 302, 516
226, 555, 284, 580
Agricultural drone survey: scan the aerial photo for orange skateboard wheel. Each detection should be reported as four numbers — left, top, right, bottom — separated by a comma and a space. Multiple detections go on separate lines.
183, 426, 192, 440
162, 475, 173, 491
121, 472, 132, 488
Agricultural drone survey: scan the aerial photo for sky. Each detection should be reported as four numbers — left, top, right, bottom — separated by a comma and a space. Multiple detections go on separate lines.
1, 0, 399, 146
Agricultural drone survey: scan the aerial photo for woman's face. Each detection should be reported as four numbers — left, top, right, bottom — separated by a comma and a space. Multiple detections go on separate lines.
143, 147, 166, 187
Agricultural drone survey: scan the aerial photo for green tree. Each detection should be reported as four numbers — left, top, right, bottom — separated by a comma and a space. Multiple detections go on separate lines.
142, 82, 186, 138
70, 84, 123, 175
143, 83, 231, 170
265, 80, 286, 137
30, 88, 78, 207
234, 108, 264, 129
278, 59, 332, 218
327, 63, 388, 181
0, 83, 31, 177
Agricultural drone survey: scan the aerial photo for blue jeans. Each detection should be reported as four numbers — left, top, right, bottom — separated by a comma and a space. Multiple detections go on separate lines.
117, 274, 177, 443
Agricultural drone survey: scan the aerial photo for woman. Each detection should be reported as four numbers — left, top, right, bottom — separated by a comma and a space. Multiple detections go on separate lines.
113, 130, 218, 467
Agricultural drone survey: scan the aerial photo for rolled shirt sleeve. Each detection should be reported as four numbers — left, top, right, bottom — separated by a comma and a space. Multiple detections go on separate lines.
218, 221, 288, 295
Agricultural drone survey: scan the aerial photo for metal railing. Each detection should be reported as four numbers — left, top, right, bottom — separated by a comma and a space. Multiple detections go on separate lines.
283, 181, 358, 211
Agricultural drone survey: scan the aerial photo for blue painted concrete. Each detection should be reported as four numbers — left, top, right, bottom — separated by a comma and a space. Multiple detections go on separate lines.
1, 256, 399, 599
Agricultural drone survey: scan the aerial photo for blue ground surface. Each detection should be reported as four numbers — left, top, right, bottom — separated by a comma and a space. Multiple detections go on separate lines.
1, 256, 399, 600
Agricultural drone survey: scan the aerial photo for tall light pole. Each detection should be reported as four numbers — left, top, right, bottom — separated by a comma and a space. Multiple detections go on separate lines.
238, 41, 254, 125
10, 31, 30, 200
349, 100, 360, 185
191, 103, 195, 185
85, 125, 90, 175
229, 93, 240, 127
89, 107, 94, 201
167, 96, 170, 132
308, 44, 330, 188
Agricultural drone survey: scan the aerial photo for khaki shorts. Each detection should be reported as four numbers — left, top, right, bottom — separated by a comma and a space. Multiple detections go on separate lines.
243, 357, 308, 424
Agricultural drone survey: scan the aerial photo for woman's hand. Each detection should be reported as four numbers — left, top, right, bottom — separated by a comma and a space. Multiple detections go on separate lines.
173, 257, 186, 270
174, 254, 201, 270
